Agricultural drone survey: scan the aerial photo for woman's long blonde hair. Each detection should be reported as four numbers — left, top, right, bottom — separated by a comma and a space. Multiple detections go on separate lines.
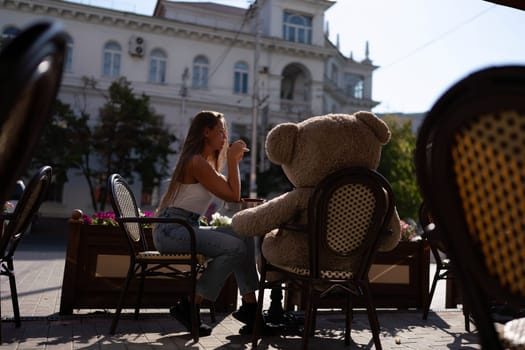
158, 110, 228, 211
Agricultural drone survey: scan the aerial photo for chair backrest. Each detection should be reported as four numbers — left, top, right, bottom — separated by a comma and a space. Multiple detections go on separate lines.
107, 173, 149, 253
0, 20, 67, 208
0, 166, 53, 258
415, 65, 525, 348
308, 167, 395, 281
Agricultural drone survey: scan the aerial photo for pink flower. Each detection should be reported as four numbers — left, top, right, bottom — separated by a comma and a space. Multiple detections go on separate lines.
400, 219, 417, 241
83, 210, 153, 227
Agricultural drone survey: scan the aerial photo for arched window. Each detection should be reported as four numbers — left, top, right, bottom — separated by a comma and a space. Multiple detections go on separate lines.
64, 34, 74, 73
192, 55, 209, 89
148, 48, 167, 83
233, 61, 249, 94
102, 41, 121, 78
283, 12, 312, 44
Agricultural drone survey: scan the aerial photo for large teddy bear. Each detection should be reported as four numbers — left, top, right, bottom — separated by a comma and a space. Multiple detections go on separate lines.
232, 111, 400, 273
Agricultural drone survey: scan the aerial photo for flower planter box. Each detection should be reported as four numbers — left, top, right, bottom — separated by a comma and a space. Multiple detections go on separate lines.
285, 240, 430, 310
59, 210, 238, 315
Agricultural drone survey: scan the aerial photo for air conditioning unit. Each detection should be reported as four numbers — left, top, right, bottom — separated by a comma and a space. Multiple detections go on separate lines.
128, 35, 145, 57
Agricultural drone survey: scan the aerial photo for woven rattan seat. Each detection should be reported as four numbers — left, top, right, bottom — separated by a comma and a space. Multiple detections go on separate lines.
415, 65, 525, 350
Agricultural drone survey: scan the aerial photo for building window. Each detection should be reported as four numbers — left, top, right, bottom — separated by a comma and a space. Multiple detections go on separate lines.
282, 11, 312, 44
331, 63, 338, 84
64, 34, 73, 73
233, 61, 249, 94
1, 26, 20, 48
102, 41, 121, 78
344, 73, 364, 99
192, 55, 209, 89
148, 48, 167, 83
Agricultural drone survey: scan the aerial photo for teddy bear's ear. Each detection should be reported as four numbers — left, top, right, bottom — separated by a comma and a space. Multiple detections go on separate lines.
355, 111, 391, 145
265, 122, 298, 165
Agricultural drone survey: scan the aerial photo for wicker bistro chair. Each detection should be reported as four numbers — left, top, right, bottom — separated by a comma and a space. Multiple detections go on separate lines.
0, 20, 66, 209
251, 167, 395, 350
107, 174, 213, 343
0, 166, 52, 338
419, 202, 471, 331
415, 65, 525, 350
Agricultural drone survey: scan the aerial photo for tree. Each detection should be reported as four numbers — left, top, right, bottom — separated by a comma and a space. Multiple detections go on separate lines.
378, 115, 422, 220
32, 77, 178, 212
90, 77, 177, 210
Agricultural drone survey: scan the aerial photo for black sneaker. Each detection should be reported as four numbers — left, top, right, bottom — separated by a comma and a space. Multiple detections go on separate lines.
232, 301, 257, 325
170, 299, 212, 337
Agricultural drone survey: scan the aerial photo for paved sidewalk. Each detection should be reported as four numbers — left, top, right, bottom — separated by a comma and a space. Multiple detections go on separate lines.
0, 227, 481, 349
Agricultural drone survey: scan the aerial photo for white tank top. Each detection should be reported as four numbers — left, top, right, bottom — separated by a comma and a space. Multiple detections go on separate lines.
171, 183, 214, 215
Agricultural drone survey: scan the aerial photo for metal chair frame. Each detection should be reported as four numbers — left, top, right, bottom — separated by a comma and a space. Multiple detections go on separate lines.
251, 167, 395, 350
107, 173, 210, 343
419, 202, 471, 331
0, 166, 53, 339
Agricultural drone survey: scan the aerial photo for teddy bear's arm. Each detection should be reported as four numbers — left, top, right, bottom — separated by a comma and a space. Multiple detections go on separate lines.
231, 189, 308, 236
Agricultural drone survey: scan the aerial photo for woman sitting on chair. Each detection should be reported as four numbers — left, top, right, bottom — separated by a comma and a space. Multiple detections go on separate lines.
153, 110, 259, 336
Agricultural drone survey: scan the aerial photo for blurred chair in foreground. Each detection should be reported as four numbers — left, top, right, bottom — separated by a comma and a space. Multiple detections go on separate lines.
251, 167, 395, 350
415, 65, 525, 350
0, 166, 53, 332
0, 20, 66, 212
0, 19, 66, 343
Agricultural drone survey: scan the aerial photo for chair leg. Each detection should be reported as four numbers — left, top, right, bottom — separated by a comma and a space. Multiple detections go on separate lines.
7, 260, 20, 328
189, 294, 199, 343
110, 267, 134, 334
362, 284, 382, 350
423, 268, 441, 320
463, 299, 471, 332
301, 284, 315, 350
209, 302, 216, 323
135, 266, 146, 320
345, 295, 353, 345
251, 282, 266, 349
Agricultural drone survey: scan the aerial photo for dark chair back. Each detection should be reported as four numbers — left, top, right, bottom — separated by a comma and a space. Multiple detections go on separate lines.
0, 165, 52, 335
308, 167, 395, 282
107, 173, 149, 255
0, 166, 53, 258
0, 20, 67, 208
415, 65, 525, 349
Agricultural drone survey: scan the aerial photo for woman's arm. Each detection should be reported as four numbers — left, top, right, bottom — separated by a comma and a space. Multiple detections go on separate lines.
190, 141, 246, 202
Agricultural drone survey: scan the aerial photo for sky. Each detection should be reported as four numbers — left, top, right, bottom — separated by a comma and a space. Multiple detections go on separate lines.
65, 0, 525, 114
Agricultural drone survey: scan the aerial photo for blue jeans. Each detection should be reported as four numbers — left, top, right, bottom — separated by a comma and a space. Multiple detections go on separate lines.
153, 207, 259, 302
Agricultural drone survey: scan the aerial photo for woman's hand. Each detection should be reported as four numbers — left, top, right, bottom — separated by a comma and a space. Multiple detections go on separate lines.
228, 140, 249, 163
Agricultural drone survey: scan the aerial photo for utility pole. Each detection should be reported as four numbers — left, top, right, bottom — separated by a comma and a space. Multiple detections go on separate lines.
249, 1, 260, 198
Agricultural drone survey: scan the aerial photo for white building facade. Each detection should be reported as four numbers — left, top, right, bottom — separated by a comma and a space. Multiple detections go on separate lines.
0, 0, 379, 217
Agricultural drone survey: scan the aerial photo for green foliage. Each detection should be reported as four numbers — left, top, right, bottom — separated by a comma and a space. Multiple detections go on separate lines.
378, 115, 422, 220
32, 100, 90, 185
32, 77, 177, 212
256, 163, 292, 198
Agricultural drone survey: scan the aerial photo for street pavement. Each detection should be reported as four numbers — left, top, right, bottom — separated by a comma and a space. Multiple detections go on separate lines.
0, 224, 481, 349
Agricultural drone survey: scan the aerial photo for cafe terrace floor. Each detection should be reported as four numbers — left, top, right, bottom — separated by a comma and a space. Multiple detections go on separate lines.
0, 226, 480, 349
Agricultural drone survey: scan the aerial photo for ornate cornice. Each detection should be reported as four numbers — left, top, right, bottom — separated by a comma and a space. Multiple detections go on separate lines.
1, 0, 333, 59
